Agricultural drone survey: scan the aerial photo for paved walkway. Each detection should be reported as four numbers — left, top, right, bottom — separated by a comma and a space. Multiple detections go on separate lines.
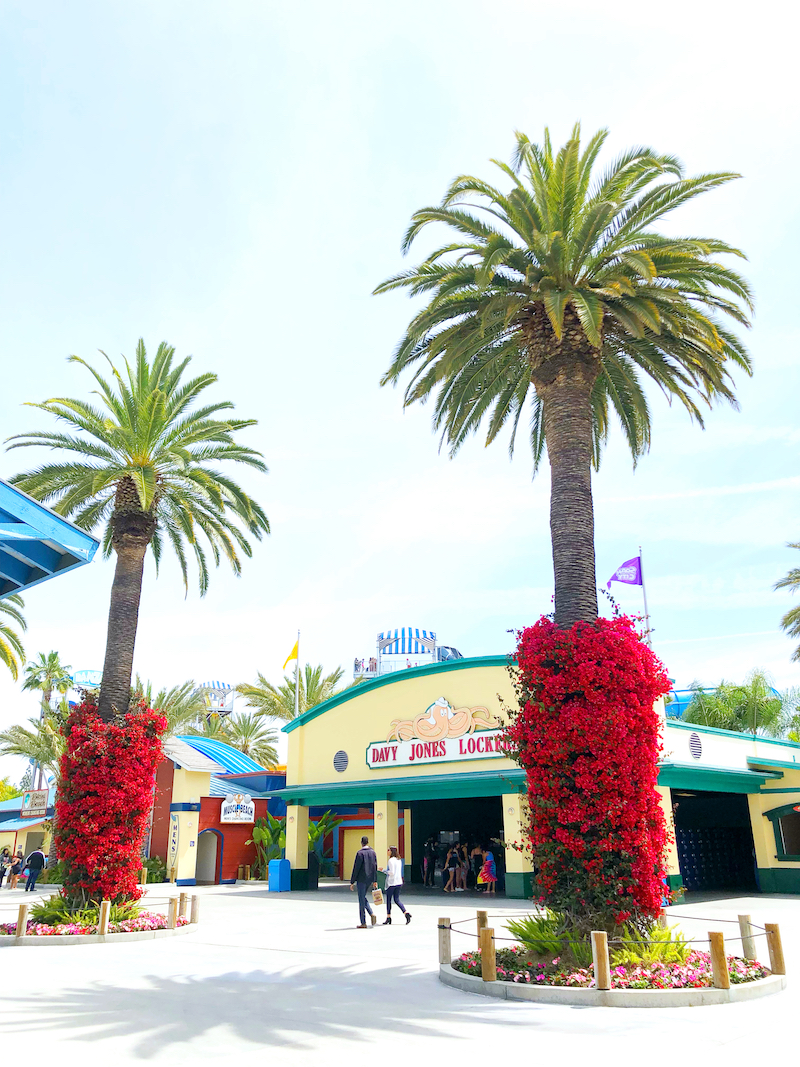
0, 883, 796, 1063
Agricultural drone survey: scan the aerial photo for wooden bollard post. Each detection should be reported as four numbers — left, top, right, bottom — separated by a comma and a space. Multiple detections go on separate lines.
140, 867, 148, 886
98, 900, 111, 936
190, 895, 200, 924
738, 914, 757, 961
169, 866, 176, 884
15, 903, 29, 942
709, 931, 730, 989
591, 931, 611, 990
477, 909, 488, 933
480, 927, 496, 982
167, 897, 178, 930
237, 864, 244, 881
178, 892, 188, 918
245, 864, 251, 880
765, 923, 786, 975
438, 917, 452, 965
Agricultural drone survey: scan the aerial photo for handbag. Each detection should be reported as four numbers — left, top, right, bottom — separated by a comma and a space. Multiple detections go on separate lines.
371, 887, 384, 906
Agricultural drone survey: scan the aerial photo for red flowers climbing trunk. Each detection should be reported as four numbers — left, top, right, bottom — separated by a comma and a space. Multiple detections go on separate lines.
505, 616, 671, 935
55, 702, 166, 906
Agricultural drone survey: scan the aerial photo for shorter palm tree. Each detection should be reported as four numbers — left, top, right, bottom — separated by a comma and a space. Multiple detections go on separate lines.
775, 545, 800, 660
185, 711, 279, 767
0, 595, 26, 680
682, 670, 783, 735
130, 676, 208, 736
0, 713, 65, 782
236, 663, 350, 720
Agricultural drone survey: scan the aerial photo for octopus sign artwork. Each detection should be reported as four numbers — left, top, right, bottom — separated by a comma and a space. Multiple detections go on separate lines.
366, 697, 504, 769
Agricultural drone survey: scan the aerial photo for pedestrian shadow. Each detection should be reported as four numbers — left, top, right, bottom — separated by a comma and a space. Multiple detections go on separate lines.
0, 962, 532, 1056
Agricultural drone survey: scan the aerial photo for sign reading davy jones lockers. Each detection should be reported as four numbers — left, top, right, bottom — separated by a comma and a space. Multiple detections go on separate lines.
366, 697, 506, 769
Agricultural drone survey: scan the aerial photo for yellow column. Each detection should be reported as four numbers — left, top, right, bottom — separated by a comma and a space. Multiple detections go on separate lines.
402, 806, 412, 878
502, 793, 533, 899
657, 786, 682, 894
374, 799, 398, 863
285, 805, 309, 869
170, 768, 210, 885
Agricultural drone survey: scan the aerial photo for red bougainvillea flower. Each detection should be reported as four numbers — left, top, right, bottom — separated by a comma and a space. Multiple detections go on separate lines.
504, 615, 671, 930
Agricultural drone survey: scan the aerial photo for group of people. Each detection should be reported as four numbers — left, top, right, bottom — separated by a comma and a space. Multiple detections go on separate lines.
349, 836, 413, 928
422, 837, 498, 893
0, 846, 48, 891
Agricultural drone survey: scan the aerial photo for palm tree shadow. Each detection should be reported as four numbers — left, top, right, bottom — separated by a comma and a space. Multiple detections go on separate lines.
1, 962, 531, 1056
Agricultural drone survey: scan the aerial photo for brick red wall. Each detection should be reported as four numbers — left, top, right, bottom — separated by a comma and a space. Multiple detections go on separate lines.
199, 797, 270, 882
150, 758, 175, 861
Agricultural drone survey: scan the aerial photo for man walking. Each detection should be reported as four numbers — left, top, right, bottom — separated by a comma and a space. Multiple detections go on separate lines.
349, 835, 378, 928
24, 846, 47, 892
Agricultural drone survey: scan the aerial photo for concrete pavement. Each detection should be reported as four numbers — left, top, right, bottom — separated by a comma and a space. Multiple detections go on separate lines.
0, 882, 796, 1064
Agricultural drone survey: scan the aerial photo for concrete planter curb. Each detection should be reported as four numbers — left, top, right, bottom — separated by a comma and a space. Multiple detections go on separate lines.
439, 962, 787, 1007
0, 924, 194, 948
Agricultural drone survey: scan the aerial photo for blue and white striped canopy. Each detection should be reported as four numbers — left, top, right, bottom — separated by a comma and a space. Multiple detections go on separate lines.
378, 627, 436, 655
199, 681, 232, 692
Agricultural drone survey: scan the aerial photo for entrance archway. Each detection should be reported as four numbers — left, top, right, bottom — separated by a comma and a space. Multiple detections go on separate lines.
196, 829, 221, 884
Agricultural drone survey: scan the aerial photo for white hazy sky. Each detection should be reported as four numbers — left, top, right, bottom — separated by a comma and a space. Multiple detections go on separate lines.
1, 0, 799, 779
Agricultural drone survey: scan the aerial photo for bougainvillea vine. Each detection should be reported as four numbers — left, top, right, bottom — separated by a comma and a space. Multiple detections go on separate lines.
55, 701, 166, 906
504, 615, 672, 934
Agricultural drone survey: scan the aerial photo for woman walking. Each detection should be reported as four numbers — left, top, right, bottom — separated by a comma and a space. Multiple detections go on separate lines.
443, 846, 458, 892
8, 850, 24, 890
0, 847, 10, 888
381, 847, 412, 925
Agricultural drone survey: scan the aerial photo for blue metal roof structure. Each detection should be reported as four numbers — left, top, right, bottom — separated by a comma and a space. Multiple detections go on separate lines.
0, 480, 99, 600
378, 627, 436, 655
174, 735, 268, 773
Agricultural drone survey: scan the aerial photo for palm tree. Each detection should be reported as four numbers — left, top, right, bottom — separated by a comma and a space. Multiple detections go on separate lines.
0, 594, 26, 680
185, 711, 279, 767
22, 651, 73, 715
775, 544, 800, 660
130, 675, 208, 735
0, 713, 66, 782
6, 340, 269, 721
682, 670, 783, 736
236, 663, 349, 721
376, 125, 752, 628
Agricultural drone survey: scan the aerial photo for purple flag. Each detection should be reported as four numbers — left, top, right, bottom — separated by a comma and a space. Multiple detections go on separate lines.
607, 556, 642, 589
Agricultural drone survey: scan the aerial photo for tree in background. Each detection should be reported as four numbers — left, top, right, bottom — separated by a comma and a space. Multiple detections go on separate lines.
0, 713, 65, 783
0, 594, 26, 680
682, 670, 796, 737
186, 711, 279, 768
7, 340, 269, 721
130, 675, 208, 736
0, 776, 22, 802
775, 544, 800, 661
236, 663, 351, 720
376, 125, 751, 628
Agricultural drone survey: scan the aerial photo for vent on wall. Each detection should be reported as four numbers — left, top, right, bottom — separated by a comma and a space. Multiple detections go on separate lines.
333, 750, 349, 773
689, 733, 702, 760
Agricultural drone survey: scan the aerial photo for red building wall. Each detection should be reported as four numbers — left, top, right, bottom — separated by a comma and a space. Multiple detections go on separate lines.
150, 758, 175, 862
199, 796, 270, 882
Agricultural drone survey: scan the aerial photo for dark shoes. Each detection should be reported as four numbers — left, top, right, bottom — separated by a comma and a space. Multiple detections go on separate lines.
405, 912, 412, 924
356, 924, 367, 929
383, 917, 392, 925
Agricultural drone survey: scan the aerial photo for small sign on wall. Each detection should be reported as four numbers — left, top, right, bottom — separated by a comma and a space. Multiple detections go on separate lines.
20, 790, 49, 818
168, 813, 180, 871
221, 794, 255, 823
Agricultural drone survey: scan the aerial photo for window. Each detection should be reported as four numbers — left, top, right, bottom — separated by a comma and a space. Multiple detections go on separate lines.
778, 812, 800, 857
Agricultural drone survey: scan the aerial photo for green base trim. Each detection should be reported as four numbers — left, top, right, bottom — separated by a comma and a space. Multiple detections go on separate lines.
657, 763, 778, 793
757, 867, 800, 893
290, 868, 310, 890
505, 871, 534, 899
666, 874, 684, 891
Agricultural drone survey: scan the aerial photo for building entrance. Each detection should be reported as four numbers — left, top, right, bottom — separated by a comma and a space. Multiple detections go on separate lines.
672, 790, 757, 892
409, 796, 504, 890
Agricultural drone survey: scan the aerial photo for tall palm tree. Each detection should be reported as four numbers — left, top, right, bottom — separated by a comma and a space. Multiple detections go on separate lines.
7, 340, 269, 720
22, 651, 73, 716
0, 594, 26, 680
775, 543, 800, 660
0, 713, 65, 782
376, 125, 752, 627
236, 663, 349, 720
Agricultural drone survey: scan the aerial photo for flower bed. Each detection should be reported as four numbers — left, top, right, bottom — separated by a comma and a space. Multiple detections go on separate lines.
0, 911, 189, 937
452, 945, 768, 989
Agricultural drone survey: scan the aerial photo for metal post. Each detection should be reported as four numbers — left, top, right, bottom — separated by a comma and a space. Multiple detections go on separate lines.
591, 931, 611, 990
438, 917, 451, 965
738, 914, 757, 961
639, 545, 652, 647
480, 927, 496, 982
765, 923, 786, 975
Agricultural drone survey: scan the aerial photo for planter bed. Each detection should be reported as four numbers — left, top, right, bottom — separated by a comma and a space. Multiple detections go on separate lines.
0, 911, 192, 947
441, 947, 786, 1007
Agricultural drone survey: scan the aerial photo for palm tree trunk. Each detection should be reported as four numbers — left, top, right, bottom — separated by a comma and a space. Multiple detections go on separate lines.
97, 539, 148, 721
539, 369, 599, 629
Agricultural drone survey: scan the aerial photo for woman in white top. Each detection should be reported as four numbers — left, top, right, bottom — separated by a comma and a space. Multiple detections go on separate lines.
381, 846, 412, 925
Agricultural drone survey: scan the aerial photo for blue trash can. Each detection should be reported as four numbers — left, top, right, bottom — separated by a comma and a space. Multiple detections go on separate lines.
268, 858, 291, 892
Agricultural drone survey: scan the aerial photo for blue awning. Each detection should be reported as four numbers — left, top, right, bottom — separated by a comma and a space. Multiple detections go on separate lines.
174, 735, 269, 773
0, 480, 99, 599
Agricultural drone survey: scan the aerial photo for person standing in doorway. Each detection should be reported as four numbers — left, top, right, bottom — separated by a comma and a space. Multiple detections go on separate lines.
478, 846, 497, 895
349, 835, 378, 928
381, 846, 412, 925
24, 846, 46, 891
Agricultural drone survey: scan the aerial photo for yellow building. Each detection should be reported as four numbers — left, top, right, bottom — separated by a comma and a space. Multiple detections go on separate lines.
271, 655, 800, 898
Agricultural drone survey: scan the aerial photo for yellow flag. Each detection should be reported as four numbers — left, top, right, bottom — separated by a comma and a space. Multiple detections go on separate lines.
283, 640, 299, 670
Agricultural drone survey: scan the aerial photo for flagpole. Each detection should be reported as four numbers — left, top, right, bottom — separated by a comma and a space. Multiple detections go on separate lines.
294, 629, 300, 718
639, 545, 652, 647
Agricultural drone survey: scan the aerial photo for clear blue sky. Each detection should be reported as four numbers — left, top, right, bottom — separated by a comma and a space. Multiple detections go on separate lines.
1, 1, 798, 777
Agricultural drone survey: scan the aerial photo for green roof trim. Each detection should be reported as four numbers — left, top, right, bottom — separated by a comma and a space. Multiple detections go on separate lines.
282, 655, 514, 734
657, 762, 780, 794
747, 756, 800, 772
267, 766, 526, 805
763, 802, 800, 822
666, 719, 800, 751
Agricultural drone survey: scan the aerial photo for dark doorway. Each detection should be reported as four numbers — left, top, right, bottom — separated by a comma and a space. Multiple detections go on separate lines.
672, 790, 757, 892
408, 796, 504, 890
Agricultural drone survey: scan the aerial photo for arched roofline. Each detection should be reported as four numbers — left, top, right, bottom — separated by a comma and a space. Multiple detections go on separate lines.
282, 654, 513, 734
